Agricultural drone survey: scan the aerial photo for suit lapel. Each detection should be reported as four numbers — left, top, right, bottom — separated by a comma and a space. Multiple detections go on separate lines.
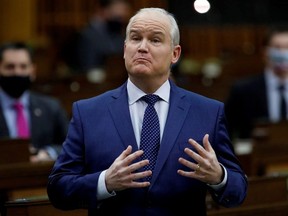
249, 74, 269, 119
29, 94, 40, 148
108, 84, 138, 152
152, 83, 190, 183
0, 104, 9, 138
258, 75, 269, 117
29, 93, 47, 148
108, 82, 191, 182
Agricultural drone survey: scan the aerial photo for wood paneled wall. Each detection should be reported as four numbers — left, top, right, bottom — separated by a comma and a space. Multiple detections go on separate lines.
0, 0, 268, 101
0, 0, 37, 43
174, 25, 267, 101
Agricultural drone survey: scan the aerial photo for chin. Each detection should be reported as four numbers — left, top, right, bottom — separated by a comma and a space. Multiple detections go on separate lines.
130, 65, 151, 75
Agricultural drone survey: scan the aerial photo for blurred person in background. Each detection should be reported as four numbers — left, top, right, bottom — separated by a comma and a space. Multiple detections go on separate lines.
64, 0, 131, 82
0, 42, 69, 162
225, 25, 288, 140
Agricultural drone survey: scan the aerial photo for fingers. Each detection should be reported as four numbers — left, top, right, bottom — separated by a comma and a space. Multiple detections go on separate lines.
178, 134, 224, 184
177, 159, 206, 181
118, 145, 133, 160
189, 134, 212, 154
178, 157, 201, 173
117, 145, 144, 166
203, 134, 214, 153
106, 146, 152, 191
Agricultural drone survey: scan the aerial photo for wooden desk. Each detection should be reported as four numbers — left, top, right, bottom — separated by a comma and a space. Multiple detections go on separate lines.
251, 122, 288, 176
207, 201, 288, 216
6, 175, 288, 216
0, 161, 54, 191
207, 175, 288, 216
0, 161, 55, 215
233, 122, 288, 176
0, 139, 30, 165
0, 161, 54, 204
5, 198, 87, 216
5, 175, 288, 216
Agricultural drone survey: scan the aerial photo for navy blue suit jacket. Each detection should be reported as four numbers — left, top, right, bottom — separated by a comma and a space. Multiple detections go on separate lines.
48, 80, 247, 216
225, 74, 268, 139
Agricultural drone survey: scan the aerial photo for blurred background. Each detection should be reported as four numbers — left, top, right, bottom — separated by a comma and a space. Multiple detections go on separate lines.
0, 0, 287, 108
1, 1, 288, 215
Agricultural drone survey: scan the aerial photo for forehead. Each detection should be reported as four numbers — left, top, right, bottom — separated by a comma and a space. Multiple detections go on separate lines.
1, 49, 31, 63
129, 11, 171, 35
108, 1, 131, 19
269, 32, 288, 46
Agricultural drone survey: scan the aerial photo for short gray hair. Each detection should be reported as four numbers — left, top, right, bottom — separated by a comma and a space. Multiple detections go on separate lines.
125, 8, 180, 47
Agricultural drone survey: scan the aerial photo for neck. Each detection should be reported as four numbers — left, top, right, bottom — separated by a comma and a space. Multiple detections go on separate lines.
129, 76, 169, 94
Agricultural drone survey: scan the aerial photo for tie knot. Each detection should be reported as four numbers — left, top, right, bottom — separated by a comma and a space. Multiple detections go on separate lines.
279, 84, 285, 92
13, 101, 23, 110
142, 94, 160, 106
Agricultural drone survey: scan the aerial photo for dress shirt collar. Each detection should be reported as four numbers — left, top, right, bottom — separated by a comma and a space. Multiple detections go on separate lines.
127, 78, 170, 105
0, 89, 30, 109
265, 68, 288, 90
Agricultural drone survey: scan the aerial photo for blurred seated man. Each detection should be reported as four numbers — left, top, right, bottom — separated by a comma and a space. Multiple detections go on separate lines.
225, 25, 288, 141
0, 42, 69, 162
64, 0, 131, 82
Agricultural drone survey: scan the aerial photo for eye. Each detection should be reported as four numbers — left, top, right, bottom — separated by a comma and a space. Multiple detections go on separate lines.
4, 63, 15, 70
151, 38, 161, 44
20, 64, 29, 70
130, 35, 141, 41
133, 37, 140, 41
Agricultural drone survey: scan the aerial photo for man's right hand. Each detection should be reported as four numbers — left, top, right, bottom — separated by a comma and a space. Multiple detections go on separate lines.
105, 145, 152, 192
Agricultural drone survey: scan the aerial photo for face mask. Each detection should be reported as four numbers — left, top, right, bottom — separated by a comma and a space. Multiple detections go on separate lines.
268, 48, 288, 71
107, 17, 124, 34
0, 75, 31, 98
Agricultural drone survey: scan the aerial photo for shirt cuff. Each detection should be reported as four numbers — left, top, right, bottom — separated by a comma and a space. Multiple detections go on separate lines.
97, 170, 116, 200
207, 163, 227, 191
45, 146, 58, 160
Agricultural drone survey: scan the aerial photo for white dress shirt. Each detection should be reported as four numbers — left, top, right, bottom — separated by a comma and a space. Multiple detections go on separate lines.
265, 69, 288, 122
127, 79, 170, 146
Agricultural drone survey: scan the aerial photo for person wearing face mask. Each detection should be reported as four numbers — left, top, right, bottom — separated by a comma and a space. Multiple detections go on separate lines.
63, 0, 131, 81
225, 25, 288, 141
0, 42, 69, 163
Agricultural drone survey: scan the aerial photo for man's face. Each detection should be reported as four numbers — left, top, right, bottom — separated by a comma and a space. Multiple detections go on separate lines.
266, 32, 288, 78
0, 49, 34, 77
124, 11, 180, 81
107, 1, 131, 24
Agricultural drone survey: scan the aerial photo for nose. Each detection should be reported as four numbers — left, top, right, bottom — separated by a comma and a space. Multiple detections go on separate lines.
14, 66, 25, 76
14, 66, 22, 74
138, 39, 148, 52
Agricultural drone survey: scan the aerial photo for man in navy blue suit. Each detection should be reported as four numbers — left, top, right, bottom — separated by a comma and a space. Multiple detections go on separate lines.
225, 25, 288, 140
48, 7, 247, 216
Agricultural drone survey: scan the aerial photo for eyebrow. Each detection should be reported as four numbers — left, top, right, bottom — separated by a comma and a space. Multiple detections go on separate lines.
129, 28, 165, 36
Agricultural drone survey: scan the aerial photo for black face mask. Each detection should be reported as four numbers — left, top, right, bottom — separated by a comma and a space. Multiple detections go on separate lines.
107, 17, 124, 34
0, 75, 31, 98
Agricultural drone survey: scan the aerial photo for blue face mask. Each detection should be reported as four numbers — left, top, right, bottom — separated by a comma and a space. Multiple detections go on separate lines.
268, 48, 288, 70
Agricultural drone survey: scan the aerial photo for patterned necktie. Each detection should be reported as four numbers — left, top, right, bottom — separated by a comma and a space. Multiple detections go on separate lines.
13, 101, 30, 138
140, 94, 160, 181
279, 85, 287, 120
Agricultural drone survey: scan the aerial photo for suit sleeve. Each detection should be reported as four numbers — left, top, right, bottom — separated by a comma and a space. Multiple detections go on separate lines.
47, 102, 101, 210
209, 104, 248, 207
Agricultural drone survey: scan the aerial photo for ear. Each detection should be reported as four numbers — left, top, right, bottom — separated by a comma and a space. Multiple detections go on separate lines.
171, 45, 181, 64
123, 41, 127, 59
